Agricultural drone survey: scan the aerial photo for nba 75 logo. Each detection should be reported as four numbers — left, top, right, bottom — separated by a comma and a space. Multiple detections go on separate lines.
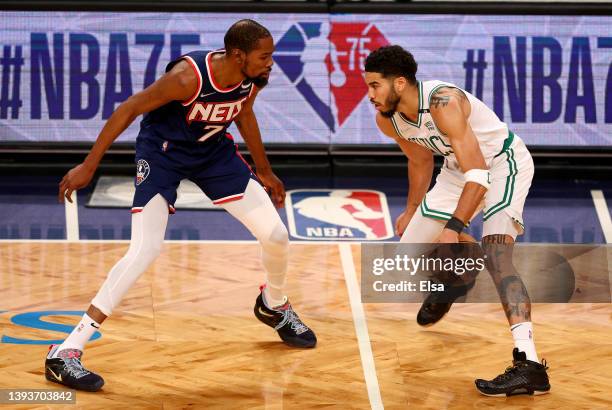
285, 190, 394, 241
274, 22, 389, 131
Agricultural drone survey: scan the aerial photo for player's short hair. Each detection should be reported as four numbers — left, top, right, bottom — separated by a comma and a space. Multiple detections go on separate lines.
364, 45, 418, 84
224, 19, 272, 54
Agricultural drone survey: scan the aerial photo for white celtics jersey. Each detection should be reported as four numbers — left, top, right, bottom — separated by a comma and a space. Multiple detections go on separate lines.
390, 80, 512, 162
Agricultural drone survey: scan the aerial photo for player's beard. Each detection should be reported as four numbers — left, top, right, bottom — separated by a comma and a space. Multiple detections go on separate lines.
380, 89, 401, 118
251, 74, 269, 88
242, 63, 269, 88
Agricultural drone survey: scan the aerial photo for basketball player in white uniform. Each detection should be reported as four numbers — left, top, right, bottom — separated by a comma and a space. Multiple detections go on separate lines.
364, 45, 550, 396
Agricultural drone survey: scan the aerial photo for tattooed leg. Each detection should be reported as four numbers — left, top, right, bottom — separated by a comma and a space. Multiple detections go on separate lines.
482, 234, 531, 325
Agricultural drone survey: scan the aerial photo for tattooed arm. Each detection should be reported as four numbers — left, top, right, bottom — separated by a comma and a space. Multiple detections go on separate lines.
429, 88, 488, 238
482, 234, 531, 324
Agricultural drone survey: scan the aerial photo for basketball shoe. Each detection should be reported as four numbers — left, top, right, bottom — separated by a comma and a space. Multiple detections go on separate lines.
45, 345, 104, 391
254, 285, 317, 348
417, 238, 483, 326
416, 280, 475, 326
475, 348, 550, 396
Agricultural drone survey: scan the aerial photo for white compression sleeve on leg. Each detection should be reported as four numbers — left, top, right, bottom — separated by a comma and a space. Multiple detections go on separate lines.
400, 210, 446, 243
397, 211, 447, 264
91, 193, 169, 316
222, 179, 289, 307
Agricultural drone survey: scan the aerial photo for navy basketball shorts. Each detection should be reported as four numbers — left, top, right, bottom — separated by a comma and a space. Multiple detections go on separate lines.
132, 133, 257, 213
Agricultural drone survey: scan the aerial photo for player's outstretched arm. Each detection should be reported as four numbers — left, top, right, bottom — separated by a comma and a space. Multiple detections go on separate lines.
58, 60, 197, 203
376, 113, 434, 235
234, 86, 285, 208
429, 87, 487, 241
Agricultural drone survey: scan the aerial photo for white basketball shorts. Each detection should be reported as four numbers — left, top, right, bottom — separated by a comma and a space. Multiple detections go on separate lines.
419, 133, 534, 238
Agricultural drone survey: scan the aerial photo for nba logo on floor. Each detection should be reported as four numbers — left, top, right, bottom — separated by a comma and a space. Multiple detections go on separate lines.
286, 190, 393, 240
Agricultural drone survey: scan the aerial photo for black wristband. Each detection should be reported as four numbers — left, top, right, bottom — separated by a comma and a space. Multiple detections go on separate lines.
445, 216, 465, 234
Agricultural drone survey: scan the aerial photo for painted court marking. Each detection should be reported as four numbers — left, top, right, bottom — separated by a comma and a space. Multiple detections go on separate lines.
591, 190, 612, 244
63, 191, 79, 242
339, 243, 383, 410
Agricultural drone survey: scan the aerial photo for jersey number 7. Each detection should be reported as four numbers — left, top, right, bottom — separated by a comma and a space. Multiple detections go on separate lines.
198, 125, 225, 142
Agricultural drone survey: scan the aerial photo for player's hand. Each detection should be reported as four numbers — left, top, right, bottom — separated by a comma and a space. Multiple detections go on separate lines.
256, 167, 285, 208
58, 163, 96, 203
436, 228, 459, 243
395, 208, 415, 236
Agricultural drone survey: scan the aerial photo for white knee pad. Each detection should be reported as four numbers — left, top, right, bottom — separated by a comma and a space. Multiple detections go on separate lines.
222, 179, 289, 278
91, 194, 168, 316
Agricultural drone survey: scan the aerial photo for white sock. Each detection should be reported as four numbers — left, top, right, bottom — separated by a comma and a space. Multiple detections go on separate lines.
53, 313, 101, 357
511, 322, 538, 362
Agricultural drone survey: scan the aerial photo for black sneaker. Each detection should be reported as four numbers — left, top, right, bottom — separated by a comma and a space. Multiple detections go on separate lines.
45, 345, 104, 392
254, 285, 317, 348
416, 280, 475, 327
475, 348, 551, 396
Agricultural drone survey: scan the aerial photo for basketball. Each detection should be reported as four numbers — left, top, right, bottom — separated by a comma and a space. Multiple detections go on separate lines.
426, 232, 485, 287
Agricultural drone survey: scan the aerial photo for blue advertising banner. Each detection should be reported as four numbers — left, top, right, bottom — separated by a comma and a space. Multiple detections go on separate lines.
0, 12, 610, 146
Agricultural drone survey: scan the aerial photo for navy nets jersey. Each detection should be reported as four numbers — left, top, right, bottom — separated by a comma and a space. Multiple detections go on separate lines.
139, 49, 254, 143
132, 49, 260, 213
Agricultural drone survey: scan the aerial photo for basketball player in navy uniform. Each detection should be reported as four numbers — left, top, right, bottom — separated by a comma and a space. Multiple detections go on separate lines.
46, 20, 316, 392
364, 46, 550, 397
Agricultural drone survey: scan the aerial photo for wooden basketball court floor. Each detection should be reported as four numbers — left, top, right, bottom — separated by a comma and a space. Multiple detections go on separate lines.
0, 241, 610, 409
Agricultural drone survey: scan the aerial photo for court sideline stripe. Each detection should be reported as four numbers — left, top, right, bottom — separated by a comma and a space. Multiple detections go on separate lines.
591, 190, 612, 243
64, 192, 79, 242
338, 243, 384, 410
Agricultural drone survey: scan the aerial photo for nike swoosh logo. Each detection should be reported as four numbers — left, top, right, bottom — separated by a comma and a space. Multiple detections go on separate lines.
258, 306, 276, 318
91, 322, 100, 329
48, 367, 62, 382
241, 82, 251, 89
200, 92, 215, 98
